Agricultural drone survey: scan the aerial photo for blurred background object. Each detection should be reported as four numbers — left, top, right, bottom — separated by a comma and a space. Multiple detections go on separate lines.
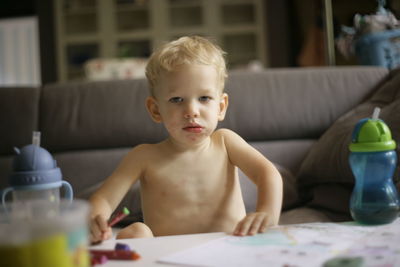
0, 17, 41, 86
1, 0, 400, 84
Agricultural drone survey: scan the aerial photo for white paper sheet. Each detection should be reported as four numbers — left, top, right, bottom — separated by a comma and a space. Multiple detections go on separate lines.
158, 218, 400, 267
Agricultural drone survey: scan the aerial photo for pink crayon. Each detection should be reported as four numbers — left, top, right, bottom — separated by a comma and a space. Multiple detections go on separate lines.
108, 207, 130, 227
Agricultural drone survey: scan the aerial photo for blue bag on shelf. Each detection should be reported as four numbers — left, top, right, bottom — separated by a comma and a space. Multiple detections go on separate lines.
355, 29, 400, 69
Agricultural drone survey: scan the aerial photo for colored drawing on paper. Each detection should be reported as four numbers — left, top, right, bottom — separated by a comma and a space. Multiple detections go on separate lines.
224, 228, 296, 246
158, 218, 400, 267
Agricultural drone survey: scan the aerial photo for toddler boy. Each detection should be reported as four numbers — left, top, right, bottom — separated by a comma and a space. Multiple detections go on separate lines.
89, 36, 283, 243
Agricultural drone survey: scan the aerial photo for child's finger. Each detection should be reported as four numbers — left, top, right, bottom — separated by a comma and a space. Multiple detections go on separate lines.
103, 228, 113, 240
236, 216, 255, 236
233, 218, 246, 236
258, 216, 269, 233
233, 215, 245, 235
95, 215, 109, 232
90, 219, 102, 241
248, 215, 265, 235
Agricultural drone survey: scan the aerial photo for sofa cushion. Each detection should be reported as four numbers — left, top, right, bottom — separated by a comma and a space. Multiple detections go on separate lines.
40, 79, 167, 152
249, 140, 316, 175
297, 68, 400, 218
57, 147, 143, 223
279, 207, 331, 225
0, 87, 40, 155
54, 148, 130, 196
222, 67, 388, 141
0, 155, 14, 191
238, 140, 315, 214
239, 162, 300, 213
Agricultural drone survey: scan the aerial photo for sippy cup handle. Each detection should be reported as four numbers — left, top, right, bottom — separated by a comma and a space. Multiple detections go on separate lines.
61, 181, 73, 201
1, 187, 15, 207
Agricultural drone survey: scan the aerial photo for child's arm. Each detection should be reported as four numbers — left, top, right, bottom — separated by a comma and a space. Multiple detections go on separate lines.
89, 145, 146, 243
220, 129, 283, 236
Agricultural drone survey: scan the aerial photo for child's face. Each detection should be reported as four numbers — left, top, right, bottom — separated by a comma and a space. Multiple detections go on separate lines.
146, 64, 228, 146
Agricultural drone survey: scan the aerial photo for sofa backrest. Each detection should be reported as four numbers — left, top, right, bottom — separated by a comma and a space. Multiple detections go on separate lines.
0, 87, 40, 155
40, 79, 167, 152
222, 66, 389, 141
37, 66, 387, 153
0, 66, 388, 155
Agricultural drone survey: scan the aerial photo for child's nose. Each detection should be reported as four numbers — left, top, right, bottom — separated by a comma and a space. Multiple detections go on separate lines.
184, 101, 199, 118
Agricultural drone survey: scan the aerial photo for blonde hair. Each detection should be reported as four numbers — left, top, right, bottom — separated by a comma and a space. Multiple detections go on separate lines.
145, 36, 227, 95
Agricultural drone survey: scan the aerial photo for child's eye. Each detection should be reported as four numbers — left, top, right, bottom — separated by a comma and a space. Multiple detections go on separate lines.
199, 96, 212, 102
169, 97, 183, 103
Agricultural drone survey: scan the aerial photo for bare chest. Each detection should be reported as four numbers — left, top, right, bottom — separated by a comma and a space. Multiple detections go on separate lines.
139, 146, 245, 235
142, 151, 231, 199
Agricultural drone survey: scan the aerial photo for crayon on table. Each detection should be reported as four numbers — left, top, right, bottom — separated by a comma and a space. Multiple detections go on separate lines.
108, 207, 130, 227
115, 242, 131, 251
89, 249, 141, 260
91, 254, 108, 265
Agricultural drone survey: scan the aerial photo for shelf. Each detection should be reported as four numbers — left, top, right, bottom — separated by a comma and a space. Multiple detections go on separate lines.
168, 27, 206, 36
169, 6, 203, 27
115, 0, 150, 33
115, 0, 148, 7
115, 5, 148, 12
116, 8, 150, 32
64, 12, 97, 35
117, 40, 152, 57
221, 25, 257, 34
168, 0, 202, 8
63, 0, 97, 10
66, 43, 99, 67
117, 31, 152, 40
222, 33, 257, 56
65, 35, 99, 44
221, 3, 255, 25
219, 0, 255, 5
63, 7, 96, 15
65, 42, 99, 80
55, 0, 267, 82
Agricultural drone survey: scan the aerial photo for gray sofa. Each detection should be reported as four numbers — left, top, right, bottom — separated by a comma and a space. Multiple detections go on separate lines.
1, 66, 399, 226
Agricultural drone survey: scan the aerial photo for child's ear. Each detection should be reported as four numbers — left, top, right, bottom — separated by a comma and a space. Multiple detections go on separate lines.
218, 93, 229, 121
146, 96, 162, 123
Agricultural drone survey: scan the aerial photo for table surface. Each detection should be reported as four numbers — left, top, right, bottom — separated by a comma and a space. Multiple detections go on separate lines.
90, 232, 227, 267
90, 218, 400, 267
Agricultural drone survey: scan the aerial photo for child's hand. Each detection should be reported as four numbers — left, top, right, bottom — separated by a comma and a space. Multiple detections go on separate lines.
233, 212, 272, 236
90, 214, 112, 244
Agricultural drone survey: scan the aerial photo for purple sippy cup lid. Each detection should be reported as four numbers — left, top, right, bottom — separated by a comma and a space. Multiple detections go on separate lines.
9, 132, 62, 188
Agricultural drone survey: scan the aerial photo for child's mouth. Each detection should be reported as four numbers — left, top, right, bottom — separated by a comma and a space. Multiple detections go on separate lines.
183, 125, 203, 133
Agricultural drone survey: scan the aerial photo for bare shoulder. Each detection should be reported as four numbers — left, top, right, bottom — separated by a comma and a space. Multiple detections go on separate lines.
131, 143, 156, 153
111, 143, 162, 180
213, 128, 246, 144
126, 143, 159, 161
214, 128, 238, 138
117, 144, 160, 171
97, 144, 158, 190
214, 128, 257, 158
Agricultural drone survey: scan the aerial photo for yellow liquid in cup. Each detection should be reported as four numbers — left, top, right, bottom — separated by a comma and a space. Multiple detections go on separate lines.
0, 231, 89, 267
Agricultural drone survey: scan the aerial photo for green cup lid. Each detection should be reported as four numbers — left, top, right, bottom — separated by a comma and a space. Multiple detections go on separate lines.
349, 118, 396, 152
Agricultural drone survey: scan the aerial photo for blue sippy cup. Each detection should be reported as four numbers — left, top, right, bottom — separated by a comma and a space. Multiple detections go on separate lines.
349, 107, 400, 225
1, 132, 73, 207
